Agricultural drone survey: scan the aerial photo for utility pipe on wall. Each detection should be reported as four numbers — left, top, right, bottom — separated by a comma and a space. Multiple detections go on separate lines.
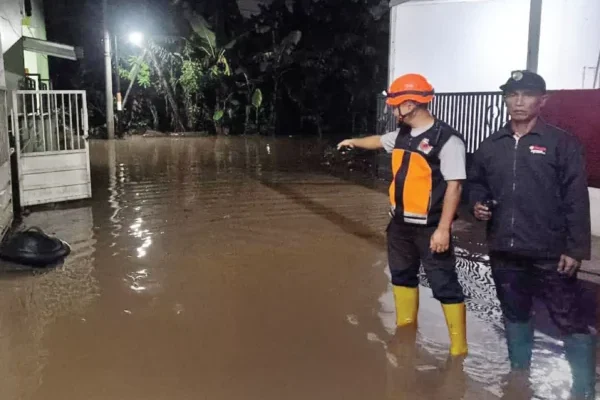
526, 0, 543, 73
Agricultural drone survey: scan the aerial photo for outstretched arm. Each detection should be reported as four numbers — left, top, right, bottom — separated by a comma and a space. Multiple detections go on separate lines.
337, 136, 384, 151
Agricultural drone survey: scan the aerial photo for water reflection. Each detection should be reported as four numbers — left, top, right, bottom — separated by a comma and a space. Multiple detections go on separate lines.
385, 328, 471, 399
129, 217, 152, 258
0, 206, 97, 400
0, 136, 595, 399
418, 244, 592, 399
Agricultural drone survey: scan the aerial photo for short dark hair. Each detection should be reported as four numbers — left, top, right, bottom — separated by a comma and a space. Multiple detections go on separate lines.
405, 100, 428, 110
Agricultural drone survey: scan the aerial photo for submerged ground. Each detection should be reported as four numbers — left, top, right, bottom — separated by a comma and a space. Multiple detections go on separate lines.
0, 136, 598, 400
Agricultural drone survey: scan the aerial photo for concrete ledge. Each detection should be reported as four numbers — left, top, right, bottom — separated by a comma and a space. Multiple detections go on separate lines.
590, 187, 600, 236
389, 0, 410, 7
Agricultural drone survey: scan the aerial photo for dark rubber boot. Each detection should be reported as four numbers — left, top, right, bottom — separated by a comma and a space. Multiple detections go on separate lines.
505, 320, 534, 370
564, 334, 597, 399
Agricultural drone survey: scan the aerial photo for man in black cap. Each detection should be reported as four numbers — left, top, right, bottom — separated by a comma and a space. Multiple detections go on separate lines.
468, 70, 595, 399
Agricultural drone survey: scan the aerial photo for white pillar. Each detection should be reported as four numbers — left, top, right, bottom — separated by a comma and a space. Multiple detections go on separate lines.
103, 0, 115, 140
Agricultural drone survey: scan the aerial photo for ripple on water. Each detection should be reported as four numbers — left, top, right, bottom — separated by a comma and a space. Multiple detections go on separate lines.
0, 137, 595, 400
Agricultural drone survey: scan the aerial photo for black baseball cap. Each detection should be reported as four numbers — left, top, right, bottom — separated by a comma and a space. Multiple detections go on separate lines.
500, 70, 547, 94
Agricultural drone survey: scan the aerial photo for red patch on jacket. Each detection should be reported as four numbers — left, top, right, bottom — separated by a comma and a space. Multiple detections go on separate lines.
529, 145, 547, 155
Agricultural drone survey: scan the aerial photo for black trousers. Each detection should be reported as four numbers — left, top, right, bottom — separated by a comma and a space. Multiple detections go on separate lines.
490, 251, 592, 335
387, 218, 464, 304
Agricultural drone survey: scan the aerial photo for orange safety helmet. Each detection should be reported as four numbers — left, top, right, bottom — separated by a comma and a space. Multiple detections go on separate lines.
385, 74, 435, 107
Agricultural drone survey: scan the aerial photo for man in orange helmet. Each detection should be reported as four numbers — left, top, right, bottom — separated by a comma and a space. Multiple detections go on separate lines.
338, 74, 468, 356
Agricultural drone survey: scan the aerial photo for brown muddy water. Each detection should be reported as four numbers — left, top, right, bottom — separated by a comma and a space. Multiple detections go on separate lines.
0, 136, 596, 400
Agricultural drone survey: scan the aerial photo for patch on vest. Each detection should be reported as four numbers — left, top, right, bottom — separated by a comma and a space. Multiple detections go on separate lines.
417, 138, 434, 155
529, 145, 547, 155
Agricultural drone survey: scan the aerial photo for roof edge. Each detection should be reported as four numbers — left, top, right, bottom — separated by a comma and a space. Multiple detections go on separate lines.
389, 0, 411, 7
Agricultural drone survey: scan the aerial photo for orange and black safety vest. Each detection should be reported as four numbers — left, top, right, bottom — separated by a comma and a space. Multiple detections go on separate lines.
389, 120, 462, 226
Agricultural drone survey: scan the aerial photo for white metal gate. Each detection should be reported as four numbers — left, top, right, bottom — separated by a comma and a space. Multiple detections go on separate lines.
11, 90, 91, 207
0, 88, 13, 236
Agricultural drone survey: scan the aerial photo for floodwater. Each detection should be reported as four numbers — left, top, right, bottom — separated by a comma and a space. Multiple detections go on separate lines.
0, 136, 597, 400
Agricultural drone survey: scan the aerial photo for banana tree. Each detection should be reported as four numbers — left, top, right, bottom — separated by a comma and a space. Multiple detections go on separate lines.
117, 38, 186, 132
179, 2, 240, 134
253, 29, 302, 133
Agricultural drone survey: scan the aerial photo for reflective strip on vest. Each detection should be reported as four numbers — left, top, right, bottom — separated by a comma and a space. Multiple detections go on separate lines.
389, 148, 433, 225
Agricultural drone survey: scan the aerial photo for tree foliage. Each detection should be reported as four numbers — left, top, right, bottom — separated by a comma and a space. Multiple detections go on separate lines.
102, 0, 389, 137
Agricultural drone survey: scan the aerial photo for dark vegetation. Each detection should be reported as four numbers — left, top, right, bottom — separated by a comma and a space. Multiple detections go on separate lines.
46, 0, 389, 139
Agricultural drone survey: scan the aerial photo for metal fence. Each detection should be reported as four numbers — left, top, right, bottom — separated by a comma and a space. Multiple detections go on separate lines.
376, 92, 509, 153
11, 90, 88, 154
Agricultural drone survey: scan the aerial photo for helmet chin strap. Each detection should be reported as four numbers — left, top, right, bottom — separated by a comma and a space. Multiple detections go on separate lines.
396, 105, 417, 122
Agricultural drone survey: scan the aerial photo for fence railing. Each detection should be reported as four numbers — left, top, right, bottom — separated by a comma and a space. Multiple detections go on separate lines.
376, 92, 509, 153
11, 90, 88, 154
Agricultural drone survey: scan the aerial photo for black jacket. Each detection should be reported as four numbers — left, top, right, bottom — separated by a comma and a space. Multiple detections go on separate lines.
468, 119, 591, 260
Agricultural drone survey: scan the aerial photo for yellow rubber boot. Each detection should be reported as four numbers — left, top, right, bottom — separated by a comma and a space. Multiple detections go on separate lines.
392, 286, 419, 327
442, 303, 468, 356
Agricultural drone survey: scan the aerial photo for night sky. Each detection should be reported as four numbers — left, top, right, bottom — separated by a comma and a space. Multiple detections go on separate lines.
42, 0, 385, 92
41, 0, 281, 90
44, 0, 179, 90
43, 0, 270, 58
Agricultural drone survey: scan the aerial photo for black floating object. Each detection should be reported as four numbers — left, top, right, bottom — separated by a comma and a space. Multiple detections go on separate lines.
0, 227, 71, 268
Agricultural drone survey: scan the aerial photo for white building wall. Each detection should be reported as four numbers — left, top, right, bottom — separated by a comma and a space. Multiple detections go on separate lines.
0, 0, 25, 89
0, 0, 23, 55
23, 0, 49, 80
590, 190, 600, 237
389, 0, 600, 92
0, 0, 50, 89
0, 31, 5, 87
389, 0, 530, 93
538, 0, 600, 90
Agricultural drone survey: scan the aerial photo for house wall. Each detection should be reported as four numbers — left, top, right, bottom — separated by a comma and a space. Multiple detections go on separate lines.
0, 0, 49, 89
538, 0, 600, 90
389, 0, 530, 92
0, 0, 25, 89
590, 189, 600, 236
0, 0, 22, 55
22, 0, 49, 83
541, 89, 600, 236
0, 31, 5, 87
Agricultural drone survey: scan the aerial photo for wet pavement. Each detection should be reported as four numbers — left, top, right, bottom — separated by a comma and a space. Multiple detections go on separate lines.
0, 136, 597, 400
